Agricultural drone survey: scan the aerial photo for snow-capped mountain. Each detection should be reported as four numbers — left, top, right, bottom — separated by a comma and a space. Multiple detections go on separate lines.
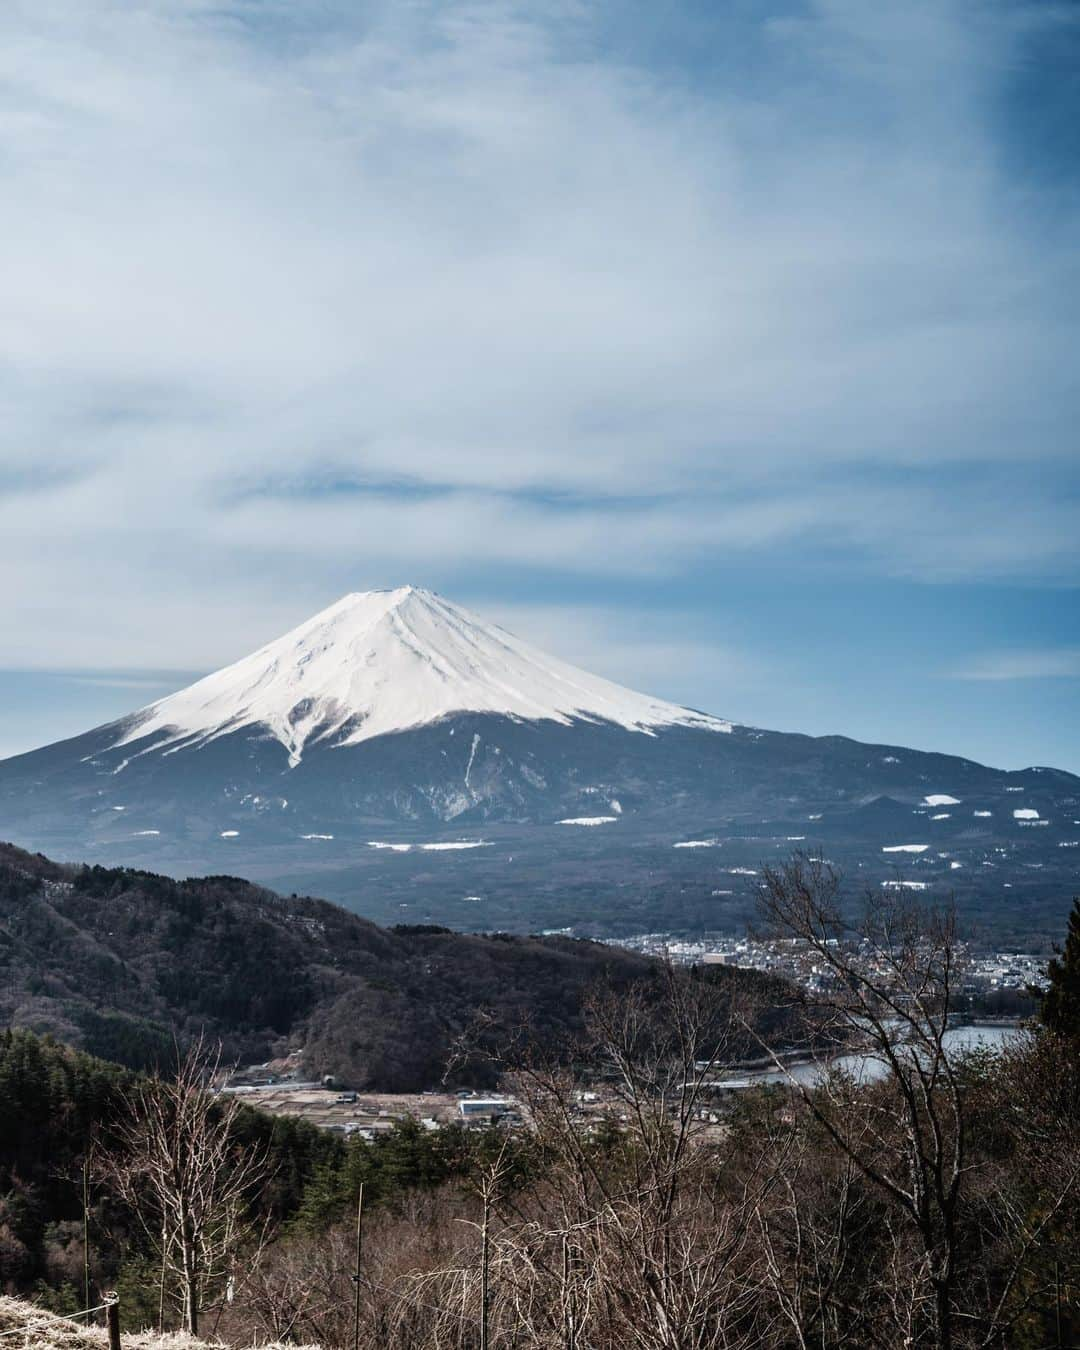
0, 587, 1077, 940
113, 586, 732, 768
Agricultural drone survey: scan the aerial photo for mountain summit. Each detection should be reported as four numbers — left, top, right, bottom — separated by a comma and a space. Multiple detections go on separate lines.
115, 587, 731, 769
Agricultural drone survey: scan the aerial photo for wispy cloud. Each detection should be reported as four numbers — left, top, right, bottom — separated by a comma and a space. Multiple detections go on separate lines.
950, 649, 1080, 681
37, 670, 201, 690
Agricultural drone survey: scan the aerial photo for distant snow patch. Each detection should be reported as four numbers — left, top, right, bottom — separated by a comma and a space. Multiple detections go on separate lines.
924, 795, 960, 807
134, 829, 160, 836
301, 833, 334, 840
808, 813, 823, 820
883, 844, 929, 854
220, 830, 239, 838
728, 867, 758, 876
974, 811, 992, 818
558, 817, 618, 827
368, 839, 493, 852
464, 733, 480, 787
420, 840, 492, 851
1013, 809, 1040, 820
111, 805, 126, 811
610, 800, 623, 815
949, 861, 963, 869
931, 813, 952, 820
882, 880, 928, 890
674, 839, 720, 849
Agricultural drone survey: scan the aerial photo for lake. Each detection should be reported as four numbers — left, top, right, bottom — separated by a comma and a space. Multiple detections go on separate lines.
726, 1022, 1024, 1090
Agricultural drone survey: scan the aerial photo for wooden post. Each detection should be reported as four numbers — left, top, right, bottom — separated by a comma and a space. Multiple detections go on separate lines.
157, 1223, 167, 1332
352, 1182, 365, 1350
105, 1295, 121, 1350
480, 1186, 490, 1350
1055, 1257, 1063, 1350
562, 1235, 577, 1350
81, 1157, 91, 1318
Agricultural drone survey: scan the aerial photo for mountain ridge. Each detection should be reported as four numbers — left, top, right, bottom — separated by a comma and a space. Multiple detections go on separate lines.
0, 590, 1077, 940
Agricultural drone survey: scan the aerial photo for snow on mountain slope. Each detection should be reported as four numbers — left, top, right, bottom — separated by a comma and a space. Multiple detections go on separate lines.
114, 587, 733, 767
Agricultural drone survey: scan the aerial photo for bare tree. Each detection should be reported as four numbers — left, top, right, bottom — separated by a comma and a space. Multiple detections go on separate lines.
98, 1035, 272, 1336
752, 1115, 877, 1350
753, 856, 976, 1348
498, 963, 774, 1350
754, 853, 1080, 1350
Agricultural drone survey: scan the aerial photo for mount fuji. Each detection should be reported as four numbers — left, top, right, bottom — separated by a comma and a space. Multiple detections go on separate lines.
106, 586, 732, 770
1, 587, 1077, 939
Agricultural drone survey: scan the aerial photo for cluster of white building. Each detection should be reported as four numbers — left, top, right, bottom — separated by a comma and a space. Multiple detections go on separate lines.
605, 933, 1049, 995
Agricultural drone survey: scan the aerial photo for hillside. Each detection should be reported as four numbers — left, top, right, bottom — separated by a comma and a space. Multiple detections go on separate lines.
0, 843, 792, 1090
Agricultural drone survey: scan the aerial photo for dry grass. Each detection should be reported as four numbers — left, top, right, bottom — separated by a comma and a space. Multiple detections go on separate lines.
0, 1297, 321, 1350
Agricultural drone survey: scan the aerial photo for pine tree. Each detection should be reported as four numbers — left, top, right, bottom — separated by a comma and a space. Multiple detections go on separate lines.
1040, 896, 1080, 1039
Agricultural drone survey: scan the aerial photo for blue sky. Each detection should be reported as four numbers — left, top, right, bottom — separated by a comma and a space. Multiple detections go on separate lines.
0, 0, 1076, 772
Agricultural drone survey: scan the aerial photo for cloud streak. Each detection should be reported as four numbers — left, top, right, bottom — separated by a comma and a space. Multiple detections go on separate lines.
951, 648, 1080, 681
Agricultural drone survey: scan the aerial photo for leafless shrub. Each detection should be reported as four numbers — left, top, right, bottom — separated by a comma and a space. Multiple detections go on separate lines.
97, 1035, 273, 1337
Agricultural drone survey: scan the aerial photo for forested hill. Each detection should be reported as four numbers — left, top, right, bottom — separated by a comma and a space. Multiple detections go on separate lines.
0, 842, 793, 1090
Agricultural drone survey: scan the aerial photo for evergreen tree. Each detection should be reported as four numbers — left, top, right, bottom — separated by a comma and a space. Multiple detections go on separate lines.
1040, 896, 1080, 1038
